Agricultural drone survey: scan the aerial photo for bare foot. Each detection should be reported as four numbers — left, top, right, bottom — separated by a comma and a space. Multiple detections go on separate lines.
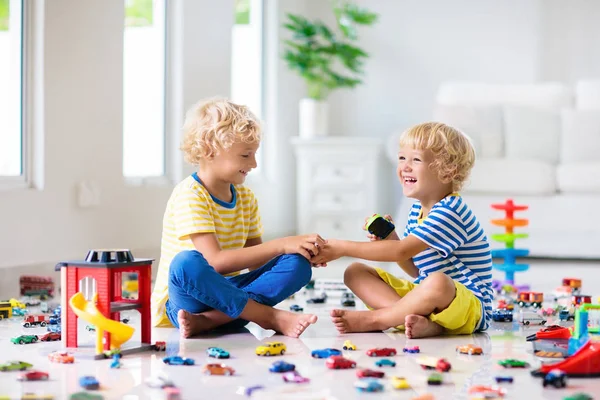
178, 309, 220, 338
330, 309, 385, 334
265, 310, 318, 338
404, 314, 444, 339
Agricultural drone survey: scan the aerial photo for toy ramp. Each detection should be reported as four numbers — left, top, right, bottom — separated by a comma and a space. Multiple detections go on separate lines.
532, 340, 600, 377
69, 292, 134, 349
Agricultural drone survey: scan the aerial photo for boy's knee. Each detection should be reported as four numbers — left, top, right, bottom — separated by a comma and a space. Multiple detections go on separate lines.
170, 250, 212, 281
282, 254, 312, 285
343, 262, 370, 285
422, 272, 455, 294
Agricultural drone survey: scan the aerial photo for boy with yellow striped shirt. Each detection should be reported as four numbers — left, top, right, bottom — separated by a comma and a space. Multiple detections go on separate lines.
151, 99, 323, 338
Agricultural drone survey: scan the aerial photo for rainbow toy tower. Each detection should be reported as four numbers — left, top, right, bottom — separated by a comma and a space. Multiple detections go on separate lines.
490, 199, 530, 290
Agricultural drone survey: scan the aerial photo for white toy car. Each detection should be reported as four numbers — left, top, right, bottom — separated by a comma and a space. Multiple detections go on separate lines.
145, 374, 175, 389
519, 311, 547, 326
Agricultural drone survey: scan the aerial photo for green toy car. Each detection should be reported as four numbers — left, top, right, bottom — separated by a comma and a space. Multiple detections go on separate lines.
563, 394, 593, 400
11, 335, 38, 345
0, 361, 33, 371
498, 359, 530, 368
427, 372, 443, 386
69, 392, 104, 400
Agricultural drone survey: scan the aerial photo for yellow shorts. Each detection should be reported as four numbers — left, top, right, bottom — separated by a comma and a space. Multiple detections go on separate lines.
375, 268, 482, 335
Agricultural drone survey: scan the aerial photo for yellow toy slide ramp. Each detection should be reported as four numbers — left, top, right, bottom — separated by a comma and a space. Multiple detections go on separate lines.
69, 292, 134, 349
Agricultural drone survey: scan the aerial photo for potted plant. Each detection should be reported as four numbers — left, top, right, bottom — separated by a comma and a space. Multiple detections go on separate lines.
283, 2, 378, 138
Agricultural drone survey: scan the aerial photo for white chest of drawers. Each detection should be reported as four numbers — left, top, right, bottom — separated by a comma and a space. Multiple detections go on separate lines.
291, 137, 384, 242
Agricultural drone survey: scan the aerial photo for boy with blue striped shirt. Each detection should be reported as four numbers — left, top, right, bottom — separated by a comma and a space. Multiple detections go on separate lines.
312, 122, 492, 338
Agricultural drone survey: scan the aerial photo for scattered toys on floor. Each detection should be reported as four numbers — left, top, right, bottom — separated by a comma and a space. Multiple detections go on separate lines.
342, 340, 356, 350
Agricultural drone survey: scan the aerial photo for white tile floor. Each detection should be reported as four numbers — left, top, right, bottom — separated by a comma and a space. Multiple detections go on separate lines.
0, 259, 599, 400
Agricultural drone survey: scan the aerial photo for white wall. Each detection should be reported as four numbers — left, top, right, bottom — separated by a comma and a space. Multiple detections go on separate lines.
0, 0, 234, 270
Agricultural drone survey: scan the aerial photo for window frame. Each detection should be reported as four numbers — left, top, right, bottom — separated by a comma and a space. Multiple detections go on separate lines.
122, 0, 171, 187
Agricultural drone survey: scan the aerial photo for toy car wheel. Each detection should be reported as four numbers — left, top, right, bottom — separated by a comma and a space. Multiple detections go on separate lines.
468, 349, 474, 355
390, 351, 396, 356
204, 370, 211, 375
541, 321, 546, 325
40, 322, 46, 327
524, 321, 530, 325
23, 323, 30, 328
343, 346, 348, 350
32, 337, 37, 343
265, 351, 271, 357
351, 363, 356, 368
224, 370, 231, 376
334, 365, 339, 369
280, 350, 285, 355
42, 375, 48, 380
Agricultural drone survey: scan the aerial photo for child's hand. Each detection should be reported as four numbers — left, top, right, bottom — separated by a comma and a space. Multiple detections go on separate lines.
364, 214, 400, 241
281, 234, 327, 260
311, 239, 343, 265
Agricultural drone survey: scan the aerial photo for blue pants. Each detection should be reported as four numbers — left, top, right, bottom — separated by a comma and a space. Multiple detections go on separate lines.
165, 250, 312, 329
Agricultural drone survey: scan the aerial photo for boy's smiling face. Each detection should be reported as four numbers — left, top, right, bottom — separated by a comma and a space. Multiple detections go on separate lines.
397, 146, 445, 200
212, 140, 260, 185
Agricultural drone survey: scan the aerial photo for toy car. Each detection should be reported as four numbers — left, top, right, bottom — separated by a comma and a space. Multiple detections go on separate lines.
256, 342, 286, 356
12, 307, 28, 316
492, 309, 514, 322
559, 309, 575, 321
456, 344, 483, 355
202, 363, 235, 376
311, 348, 341, 358
22, 314, 49, 328
354, 378, 384, 392
240, 385, 265, 397
468, 385, 507, 397
269, 361, 295, 373
403, 345, 420, 353
39, 332, 61, 342
79, 375, 100, 390
342, 340, 356, 350
563, 394, 593, 400
325, 355, 356, 369
85, 325, 96, 332
375, 358, 396, 367
366, 347, 397, 357
154, 341, 166, 351
206, 347, 230, 359
306, 293, 327, 304
0, 361, 33, 371
519, 311, 547, 325
110, 354, 122, 369
69, 392, 103, 400
541, 307, 557, 316
341, 292, 356, 307
391, 376, 411, 390
495, 376, 514, 383
163, 356, 195, 366
11, 335, 38, 345
163, 387, 182, 400
289, 304, 303, 312
356, 368, 385, 378
543, 369, 567, 388
282, 371, 309, 383
17, 370, 49, 381
48, 351, 74, 364
145, 374, 175, 388
497, 299, 514, 310
427, 372, 443, 385
22, 394, 55, 400
498, 359, 529, 368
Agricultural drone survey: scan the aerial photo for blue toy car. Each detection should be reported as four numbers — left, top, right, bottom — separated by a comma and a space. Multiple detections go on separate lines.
289, 304, 304, 312
354, 378, 384, 392
543, 369, 567, 388
243, 385, 265, 397
492, 309, 514, 322
206, 347, 230, 359
375, 358, 396, 367
12, 308, 28, 316
163, 356, 195, 366
269, 361, 296, 373
49, 315, 60, 325
79, 375, 100, 390
495, 375, 514, 383
311, 348, 342, 359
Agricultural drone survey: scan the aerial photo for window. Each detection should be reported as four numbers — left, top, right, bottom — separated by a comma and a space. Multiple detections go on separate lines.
231, 0, 264, 170
123, 0, 166, 178
0, 0, 24, 179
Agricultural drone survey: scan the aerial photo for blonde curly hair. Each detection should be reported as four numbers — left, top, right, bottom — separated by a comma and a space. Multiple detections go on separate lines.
399, 122, 475, 192
180, 98, 261, 165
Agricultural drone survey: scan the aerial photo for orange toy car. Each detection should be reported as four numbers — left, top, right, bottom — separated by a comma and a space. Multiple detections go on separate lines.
456, 344, 483, 355
202, 363, 235, 376
48, 351, 74, 364
468, 385, 506, 398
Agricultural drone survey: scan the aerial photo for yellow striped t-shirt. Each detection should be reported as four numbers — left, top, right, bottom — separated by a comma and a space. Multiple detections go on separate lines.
151, 173, 263, 327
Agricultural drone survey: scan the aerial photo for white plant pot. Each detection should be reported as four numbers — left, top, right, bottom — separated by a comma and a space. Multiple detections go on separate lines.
299, 98, 328, 138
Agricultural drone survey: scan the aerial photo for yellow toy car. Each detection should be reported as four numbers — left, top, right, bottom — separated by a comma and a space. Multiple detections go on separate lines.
391, 376, 411, 390
9, 298, 26, 309
342, 340, 356, 351
255, 342, 286, 356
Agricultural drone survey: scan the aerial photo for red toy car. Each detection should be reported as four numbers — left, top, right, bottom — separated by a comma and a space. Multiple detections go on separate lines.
366, 348, 397, 357
356, 369, 385, 378
18, 370, 49, 381
39, 332, 61, 342
154, 341, 166, 351
325, 356, 357, 369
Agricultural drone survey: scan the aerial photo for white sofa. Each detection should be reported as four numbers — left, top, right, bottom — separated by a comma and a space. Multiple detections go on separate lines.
392, 81, 600, 259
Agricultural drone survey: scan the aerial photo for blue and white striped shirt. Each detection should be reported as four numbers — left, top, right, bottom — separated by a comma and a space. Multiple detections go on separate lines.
403, 195, 492, 331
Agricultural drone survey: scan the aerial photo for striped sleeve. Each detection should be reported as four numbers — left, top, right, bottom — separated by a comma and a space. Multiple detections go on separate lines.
246, 191, 263, 239
173, 187, 215, 240
410, 204, 468, 258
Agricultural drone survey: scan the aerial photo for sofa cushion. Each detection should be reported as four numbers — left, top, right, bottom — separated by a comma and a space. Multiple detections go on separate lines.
556, 162, 600, 193
433, 104, 503, 158
504, 106, 561, 164
464, 158, 556, 195
576, 80, 600, 109
561, 109, 600, 163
